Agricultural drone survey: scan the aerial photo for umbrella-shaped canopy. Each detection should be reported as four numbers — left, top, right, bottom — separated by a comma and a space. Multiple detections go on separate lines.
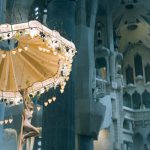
0, 20, 76, 104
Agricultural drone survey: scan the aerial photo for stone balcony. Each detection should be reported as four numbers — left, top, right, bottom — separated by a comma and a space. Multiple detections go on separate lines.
123, 106, 150, 121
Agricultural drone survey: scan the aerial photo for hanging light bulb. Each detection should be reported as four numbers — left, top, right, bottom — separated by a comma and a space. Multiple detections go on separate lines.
61, 85, 65, 90
66, 76, 69, 81
2, 54, 6, 58
38, 47, 42, 51
4, 119, 8, 124
24, 46, 28, 51
0, 121, 4, 125
48, 99, 52, 104
60, 89, 64, 93
31, 110, 34, 114
37, 106, 41, 111
35, 7, 39, 11
30, 29, 38, 38
9, 118, 13, 123
46, 49, 50, 53
43, 48, 46, 52
12, 51, 16, 55
18, 48, 22, 52
53, 51, 57, 55
44, 102, 48, 106
63, 82, 66, 86
52, 97, 56, 101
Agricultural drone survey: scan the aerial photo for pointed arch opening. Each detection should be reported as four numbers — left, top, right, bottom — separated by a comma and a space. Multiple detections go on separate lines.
134, 54, 143, 77
142, 90, 150, 108
123, 92, 132, 108
125, 65, 134, 85
145, 64, 150, 83
132, 91, 141, 109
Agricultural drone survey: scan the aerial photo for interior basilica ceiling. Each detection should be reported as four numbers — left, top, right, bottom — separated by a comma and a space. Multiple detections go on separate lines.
112, 0, 150, 53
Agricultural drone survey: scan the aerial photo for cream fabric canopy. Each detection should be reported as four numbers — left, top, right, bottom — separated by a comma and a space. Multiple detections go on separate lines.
0, 20, 76, 101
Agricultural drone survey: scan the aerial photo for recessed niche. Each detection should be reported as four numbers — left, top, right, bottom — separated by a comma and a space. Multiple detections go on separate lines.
127, 24, 138, 30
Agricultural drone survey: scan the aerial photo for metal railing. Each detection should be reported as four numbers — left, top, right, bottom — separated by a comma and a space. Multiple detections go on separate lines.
94, 77, 106, 99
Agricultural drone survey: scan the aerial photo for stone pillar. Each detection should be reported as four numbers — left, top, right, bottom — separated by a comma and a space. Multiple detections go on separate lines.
74, 0, 106, 150
42, 1, 76, 150
106, 6, 116, 82
0, 104, 5, 146
10, 0, 34, 24
46, 0, 76, 41
0, 0, 6, 24
110, 52, 116, 82
78, 135, 94, 150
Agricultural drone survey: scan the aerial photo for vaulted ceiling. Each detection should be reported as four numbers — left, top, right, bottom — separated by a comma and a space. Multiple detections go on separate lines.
112, 0, 150, 53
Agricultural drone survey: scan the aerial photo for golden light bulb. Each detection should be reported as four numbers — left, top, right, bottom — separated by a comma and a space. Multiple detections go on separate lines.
48, 99, 52, 103
38, 47, 42, 51
18, 48, 22, 52
63, 82, 66, 86
52, 97, 56, 101
24, 46, 28, 51
53, 51, 57, 55
2, 54, 6, 58
9, 118, 13, 123
12, 51, 16, 55
43, 48, 46, 52
31, 110, 33, 114
44, 102, 48, 106
66, 76, 69, 81
37, 106, 41, 111
61, 86, 64, 90
4, 119, 8, 124
0, 121, 4, 125
60, 89, 64, 93
47, 50, 50, 53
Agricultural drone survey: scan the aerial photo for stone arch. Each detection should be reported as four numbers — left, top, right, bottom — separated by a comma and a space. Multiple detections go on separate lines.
125, 65, 134, 85
132, 91, 141, 109
123, 92, 132, 108
134, 53, 143, 77
145, 64, 150, 83
142, 90, 150, 108
123, 119, 130, 129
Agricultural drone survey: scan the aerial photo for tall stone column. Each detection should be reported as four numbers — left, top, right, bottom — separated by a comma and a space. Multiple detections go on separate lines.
74, 1, 106, 150
0, 0, 5, 24
42, 1, 76, 150
106, 6, 116, 82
